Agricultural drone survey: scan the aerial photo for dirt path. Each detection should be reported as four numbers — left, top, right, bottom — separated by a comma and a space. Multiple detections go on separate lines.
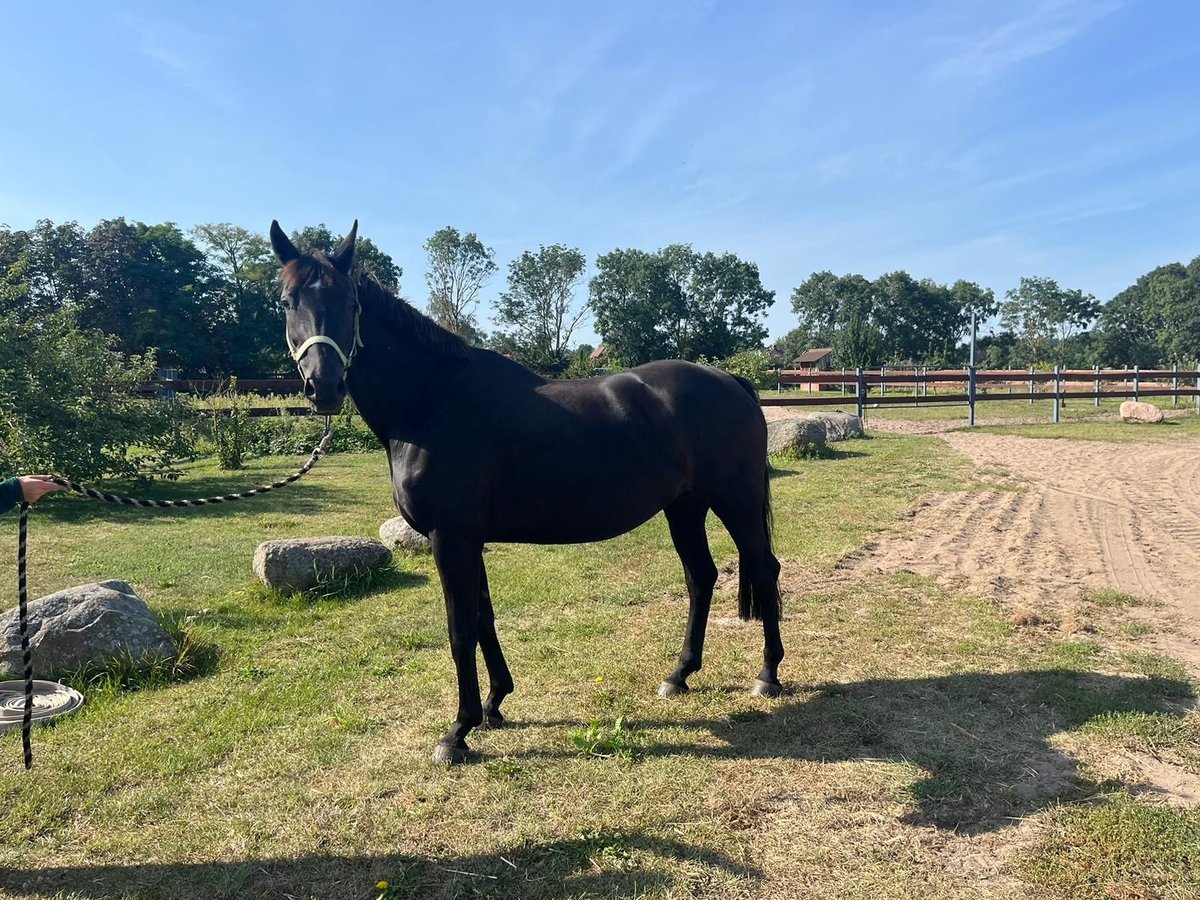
849, 429, 1200, 671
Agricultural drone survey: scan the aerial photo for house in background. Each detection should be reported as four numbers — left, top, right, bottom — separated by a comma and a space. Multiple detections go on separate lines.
793, 348, 833, 371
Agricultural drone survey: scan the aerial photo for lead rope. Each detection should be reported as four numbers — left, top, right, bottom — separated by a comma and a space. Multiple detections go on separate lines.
13, 417, 333, 769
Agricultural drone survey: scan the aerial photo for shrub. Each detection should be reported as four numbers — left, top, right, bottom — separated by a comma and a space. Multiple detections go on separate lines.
0, 312, 196, 481
702, 349, 775, 390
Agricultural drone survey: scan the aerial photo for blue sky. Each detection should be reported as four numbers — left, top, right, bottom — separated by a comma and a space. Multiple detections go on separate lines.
2, 1, 1197, 343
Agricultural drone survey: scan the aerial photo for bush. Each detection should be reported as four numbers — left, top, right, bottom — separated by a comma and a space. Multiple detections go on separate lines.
206, 382, 252, 470
245, 408, 379, 456
0, 312, 196, 481
702, 349, 775, 390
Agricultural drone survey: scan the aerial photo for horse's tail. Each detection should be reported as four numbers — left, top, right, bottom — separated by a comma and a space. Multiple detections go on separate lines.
731, 375, 777, 622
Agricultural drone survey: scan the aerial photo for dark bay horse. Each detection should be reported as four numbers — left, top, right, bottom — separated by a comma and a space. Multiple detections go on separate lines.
269, 220, 784, 763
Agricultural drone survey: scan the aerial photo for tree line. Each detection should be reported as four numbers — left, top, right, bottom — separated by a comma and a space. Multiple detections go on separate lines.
2, 217, 1197, 379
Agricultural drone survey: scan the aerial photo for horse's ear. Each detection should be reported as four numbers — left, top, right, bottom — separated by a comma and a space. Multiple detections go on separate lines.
331, 220, 358, 274
270, 220, 301, 264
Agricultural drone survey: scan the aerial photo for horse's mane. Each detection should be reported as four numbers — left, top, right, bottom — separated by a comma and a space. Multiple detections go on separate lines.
353, 269, 471, 360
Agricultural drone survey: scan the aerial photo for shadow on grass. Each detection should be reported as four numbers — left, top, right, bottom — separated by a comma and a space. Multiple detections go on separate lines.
523, 669, 1195, 833
24, 469, 348, 526
0, 832, 755, 900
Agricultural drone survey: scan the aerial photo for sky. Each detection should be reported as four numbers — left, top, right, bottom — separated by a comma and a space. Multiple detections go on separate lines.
2, 0, 1198, 344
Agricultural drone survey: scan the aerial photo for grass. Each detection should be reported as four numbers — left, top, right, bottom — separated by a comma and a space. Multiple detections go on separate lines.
0, 427, 1197, 898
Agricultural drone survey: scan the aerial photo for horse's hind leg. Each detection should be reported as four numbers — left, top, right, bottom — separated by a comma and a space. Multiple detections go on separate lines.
659, 494, 718, 697
478, 561, 514, 728
713, 497, 785, 698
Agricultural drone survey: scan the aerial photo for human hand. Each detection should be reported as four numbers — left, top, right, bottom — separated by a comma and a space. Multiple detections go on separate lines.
18, 476, 67, 504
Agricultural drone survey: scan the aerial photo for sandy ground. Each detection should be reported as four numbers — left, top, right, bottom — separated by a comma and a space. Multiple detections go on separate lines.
846, 421, 1200, 673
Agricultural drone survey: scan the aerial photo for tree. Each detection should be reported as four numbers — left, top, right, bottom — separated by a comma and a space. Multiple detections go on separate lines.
77, 219, 223, 373
0, 220, 89, 321
424, 226, 496, 343
192, 223, 289, 375
589, 245, 773, 366
290, 224, 402, 293
1001, 276, 1100, 364
493, 244, 588, 372
1143, 258, 1200, 365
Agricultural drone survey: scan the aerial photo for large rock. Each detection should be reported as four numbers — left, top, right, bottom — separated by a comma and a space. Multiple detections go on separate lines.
253, 536, 392, 593
0, 580, 175, 678
1120, 400, 1164, 424
767, 417, 827, 456
379, 516, 430, 555
796, 411, 864, 442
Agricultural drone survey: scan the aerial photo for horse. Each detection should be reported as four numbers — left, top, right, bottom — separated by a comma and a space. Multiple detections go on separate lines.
269, 220, 784, 764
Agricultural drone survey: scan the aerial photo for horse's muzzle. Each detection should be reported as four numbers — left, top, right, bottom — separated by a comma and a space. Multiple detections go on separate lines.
303, 376, 347, 415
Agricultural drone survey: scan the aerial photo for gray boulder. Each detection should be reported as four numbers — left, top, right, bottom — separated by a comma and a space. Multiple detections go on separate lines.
1120, 400, 1164, 424
379, 516, 430, 555
253, 536, 392, 593
798, 411, 864, 442
767, 417, 827, 456
0, 580, 175, 678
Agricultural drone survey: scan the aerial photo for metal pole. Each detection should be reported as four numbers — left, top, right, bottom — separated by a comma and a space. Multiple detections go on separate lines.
1173, 363, 1179, 406
881, 364, 887, 399
841, 368, 846, 397
1053, 365, 1061, 423
1095, 365, 1101, 407
1134, 365, 1140, 402
1029, 366, 1035, 405
968, 365, 976, 427
855, 366, 865, 419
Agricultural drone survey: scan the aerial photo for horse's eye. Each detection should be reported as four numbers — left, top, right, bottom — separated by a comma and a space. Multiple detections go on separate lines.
281, 293, 295, 310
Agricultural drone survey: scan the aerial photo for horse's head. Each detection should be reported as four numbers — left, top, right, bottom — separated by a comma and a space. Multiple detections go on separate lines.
269, 219, 361, 415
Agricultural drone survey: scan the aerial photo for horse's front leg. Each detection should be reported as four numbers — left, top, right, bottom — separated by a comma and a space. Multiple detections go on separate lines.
430, 531, 484, 765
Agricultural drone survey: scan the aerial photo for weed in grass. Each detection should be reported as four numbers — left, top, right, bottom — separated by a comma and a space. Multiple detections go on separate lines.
1045, 639, 1103, 667
239, 664, 272, 681
370, 662, 401, 677
484, 758, 523, 781
570, 717, 640, 759
397, 630, 433, 651
1080, 588, 1143, 608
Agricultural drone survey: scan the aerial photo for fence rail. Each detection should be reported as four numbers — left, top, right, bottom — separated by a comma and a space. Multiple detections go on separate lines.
766, 366, 1200, 425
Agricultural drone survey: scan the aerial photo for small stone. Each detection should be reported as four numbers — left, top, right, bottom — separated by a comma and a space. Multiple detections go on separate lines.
379, 517, 431, 555
1120, 400, 1164, 424
253, 537, 392, 593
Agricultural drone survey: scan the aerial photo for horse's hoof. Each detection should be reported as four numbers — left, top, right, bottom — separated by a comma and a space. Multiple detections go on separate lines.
431, 742, 470, 765
752, 678, 783, 699
657, 680, 689, 698
480, 712, 506, 729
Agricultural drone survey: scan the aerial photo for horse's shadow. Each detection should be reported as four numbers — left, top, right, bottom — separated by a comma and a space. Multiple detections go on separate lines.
0, 833, 756, 900
517, 667, 1195, 832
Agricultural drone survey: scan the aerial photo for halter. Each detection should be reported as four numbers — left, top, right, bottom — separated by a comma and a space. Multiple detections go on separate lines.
286, 288, 365, 369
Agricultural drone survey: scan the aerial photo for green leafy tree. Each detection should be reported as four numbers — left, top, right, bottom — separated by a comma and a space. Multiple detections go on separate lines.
0, 312, 193, 480
589, 245, 773, 365
77, 219, 223, 373
493, 244, 588, 372
192, 223, 289, 375
424, 226, 495, 343
1001, 276, 1100, 364
1143, 258, 1200, 365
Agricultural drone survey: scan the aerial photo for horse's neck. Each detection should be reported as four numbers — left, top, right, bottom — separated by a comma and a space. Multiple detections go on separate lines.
347, 305, 463, 443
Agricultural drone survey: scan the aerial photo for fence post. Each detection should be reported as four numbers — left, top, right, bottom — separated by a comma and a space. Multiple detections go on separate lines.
1053, 365, 1061, 423
855, 367, 865, 419
1029, 366, 1035, 405
1095, 365, 1101, 407
841, 368, 846, 397
880, 365, 887, 399
1173, 363, 1179, 406
1134, 365, 1140, 402
968, 365, 976, 427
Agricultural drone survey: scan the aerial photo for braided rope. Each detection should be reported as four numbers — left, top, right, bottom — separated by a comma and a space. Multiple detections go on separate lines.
13, 419, 332, 769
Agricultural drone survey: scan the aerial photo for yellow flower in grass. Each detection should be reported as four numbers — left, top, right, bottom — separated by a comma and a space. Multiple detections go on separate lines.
377, 880, 389, 891
594, 676, 604, 683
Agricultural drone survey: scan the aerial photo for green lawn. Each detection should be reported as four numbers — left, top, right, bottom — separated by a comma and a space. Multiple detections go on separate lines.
1, 432, 1197, 899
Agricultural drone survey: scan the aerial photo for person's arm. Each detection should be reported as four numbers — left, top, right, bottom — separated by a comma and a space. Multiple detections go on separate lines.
0, 477, 22, 515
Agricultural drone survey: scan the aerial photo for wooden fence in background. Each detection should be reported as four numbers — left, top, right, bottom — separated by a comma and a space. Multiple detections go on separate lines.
766, 366, 1200, 425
